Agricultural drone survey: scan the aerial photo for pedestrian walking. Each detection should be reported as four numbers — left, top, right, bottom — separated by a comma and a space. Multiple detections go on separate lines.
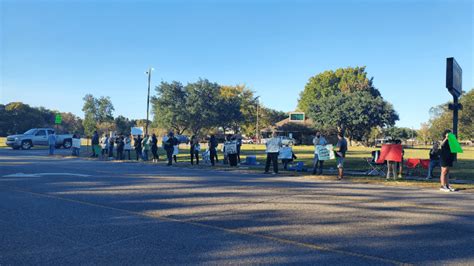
312, 131, 327, 175
124, 135, 132, 160
115, 135, 124, 160
209, 135, 218, 166
426, 141, 441, 180
190, 135, 200, 165
48, 132, 56, 155
134, 135, 143, 161
335, 132, 348, 180
91, 131, 100, 157
264, 132, 282, 174
439, 129, 456, 192
151, 133, 159, 162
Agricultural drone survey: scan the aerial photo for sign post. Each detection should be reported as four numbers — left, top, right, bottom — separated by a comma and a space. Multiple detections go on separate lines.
446, 57, 463, 137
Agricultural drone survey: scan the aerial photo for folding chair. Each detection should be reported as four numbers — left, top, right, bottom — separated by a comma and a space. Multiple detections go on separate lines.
419, 159, 430, 177
366, 150, 386, 176
405, 158, 421, 176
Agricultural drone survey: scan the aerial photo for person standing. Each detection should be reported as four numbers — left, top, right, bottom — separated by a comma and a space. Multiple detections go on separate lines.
173, 140, 179, 163
190, 135, 200, 165
439, 129, 456, 192
91, 131, 100, 157
280, 144, 297, 170
124, 135, 132, 160
335, 132, 348, 180
134, 135, 143, 161
163, 132, 178, 166
235, 134, 242, 164
115, 135, 124, 160
72, 134, 81, 156
264, 132, 282, 174
108, 134, 115, 159
312, 131, 327, 175
151, 133, 159, 163
209, 135, 218, 166
142, 134, 150, 161
100, 134, 109, 159
225, 135, 239, 167
426, 141, 441, 180
48, 132, 56, 155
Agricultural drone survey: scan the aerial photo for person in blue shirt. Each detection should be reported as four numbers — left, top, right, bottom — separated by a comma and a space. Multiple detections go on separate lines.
48, 133, 57, 155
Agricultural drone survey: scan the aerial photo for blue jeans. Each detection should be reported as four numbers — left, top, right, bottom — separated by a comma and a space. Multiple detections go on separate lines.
428, 159, 440, 177
142, 150, 149, 161
72, 147, 80, 156
49, 145, 55, 155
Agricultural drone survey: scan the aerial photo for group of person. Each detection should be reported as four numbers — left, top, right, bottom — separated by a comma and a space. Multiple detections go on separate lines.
263, 131, 347, 179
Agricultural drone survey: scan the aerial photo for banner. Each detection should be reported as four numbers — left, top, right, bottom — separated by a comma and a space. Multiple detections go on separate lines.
447, 133, 463, 153
316, 145, 334, 160
131, 127, 143, 136
72, 138, 81, 148
376, 144, 403, 163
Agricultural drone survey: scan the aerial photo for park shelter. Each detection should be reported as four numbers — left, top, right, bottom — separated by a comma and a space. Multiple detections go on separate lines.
261, 112, 316, 145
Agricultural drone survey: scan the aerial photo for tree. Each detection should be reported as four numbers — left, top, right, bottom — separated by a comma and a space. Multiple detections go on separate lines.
298, 66, 380, 114
185, 79, 221, 134
82, 94, 115, 136
308, 91, 398, 144
114, 115, 134, 135
151, 81, 189, 134
383, 127, 417, 140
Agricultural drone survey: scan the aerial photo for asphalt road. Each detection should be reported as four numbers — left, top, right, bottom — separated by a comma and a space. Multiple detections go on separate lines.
1, 148, 473, 265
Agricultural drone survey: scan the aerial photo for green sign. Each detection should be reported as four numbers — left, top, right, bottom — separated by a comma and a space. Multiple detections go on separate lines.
447, 133, 463, 153
55, 114, 62, 124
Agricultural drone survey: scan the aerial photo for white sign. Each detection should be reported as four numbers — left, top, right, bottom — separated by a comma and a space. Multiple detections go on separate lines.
224, 142, 237, 155
316, 145, 335, 160
278, 146, 293, 159
72, 138, 81, 148
131, 127, 143, 136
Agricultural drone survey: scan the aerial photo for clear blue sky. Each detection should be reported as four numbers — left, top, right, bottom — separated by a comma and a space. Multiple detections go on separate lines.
1, 0, 472, 129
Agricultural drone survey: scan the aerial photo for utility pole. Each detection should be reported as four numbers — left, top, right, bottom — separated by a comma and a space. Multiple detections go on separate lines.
145, 67, 154, 136
255, 96, 260, 144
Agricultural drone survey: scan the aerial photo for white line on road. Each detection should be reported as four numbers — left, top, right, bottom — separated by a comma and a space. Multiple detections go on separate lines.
2, 173, 91, 178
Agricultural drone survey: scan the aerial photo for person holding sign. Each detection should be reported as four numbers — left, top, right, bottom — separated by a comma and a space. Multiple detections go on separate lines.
335, 132, 348, 180
439, 129, 457, 192
264, 132, 282, 174
72, 134, 81, 156
151, 134, 159, 163
124, 135, 132, 160
190, 135, 200, 165
224, 135, 238, 167
312, 131, 327, 175
208, 135, 219, 166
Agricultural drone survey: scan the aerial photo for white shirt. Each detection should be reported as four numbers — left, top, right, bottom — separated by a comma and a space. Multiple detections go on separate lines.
313, 136, 327, 154
266, 137, 282, 153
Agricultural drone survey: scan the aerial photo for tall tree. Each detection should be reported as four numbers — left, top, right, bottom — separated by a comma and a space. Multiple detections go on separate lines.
185, 79, 221, 134
151, 81, 189, 135
82, 94, 115, 136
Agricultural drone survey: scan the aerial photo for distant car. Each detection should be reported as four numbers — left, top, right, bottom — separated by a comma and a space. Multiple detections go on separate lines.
5, 128, 73, 150
242, 138, 254, 144
262, 136, 298, 146
176, 135, 190, 144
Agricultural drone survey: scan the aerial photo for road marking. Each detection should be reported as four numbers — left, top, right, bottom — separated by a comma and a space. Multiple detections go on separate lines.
2, 173, 90, 178
3, 186, 411, 266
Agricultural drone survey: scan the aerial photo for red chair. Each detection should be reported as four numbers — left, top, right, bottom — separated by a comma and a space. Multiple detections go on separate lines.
405, 158, 421, 176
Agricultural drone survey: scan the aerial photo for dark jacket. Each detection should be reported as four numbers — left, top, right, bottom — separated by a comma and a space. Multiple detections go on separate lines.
209, 137, 218, 150
91, 133, 99, 145
134, 137, 142, 150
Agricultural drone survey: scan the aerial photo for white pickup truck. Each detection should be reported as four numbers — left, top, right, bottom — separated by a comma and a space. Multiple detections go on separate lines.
5, 128, 73, 150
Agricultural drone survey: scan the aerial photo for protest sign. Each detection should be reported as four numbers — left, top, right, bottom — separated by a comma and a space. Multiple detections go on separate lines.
131, 127, 143, 136
376, 144, 403, 163
72, 138, 81, 148
278, 146, 293, 159
447, 133, 463, 153
316, 145, 334, 160
224, 142, 237, 155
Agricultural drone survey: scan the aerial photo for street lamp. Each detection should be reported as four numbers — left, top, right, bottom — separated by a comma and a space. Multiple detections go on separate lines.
255, 96, 260, 144
145, 67, 154, 136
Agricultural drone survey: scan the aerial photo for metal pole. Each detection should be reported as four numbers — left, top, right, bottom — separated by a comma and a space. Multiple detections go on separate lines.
145, 68, 152, 136
453, 96, 459, 138
256, 99, 259, 144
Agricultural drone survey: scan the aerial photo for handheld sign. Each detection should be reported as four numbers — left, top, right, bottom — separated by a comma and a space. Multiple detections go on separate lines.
447, 133, 463, 153
131, 127, 143, 136
55, 114, 62, 124
316, 145, 335, 160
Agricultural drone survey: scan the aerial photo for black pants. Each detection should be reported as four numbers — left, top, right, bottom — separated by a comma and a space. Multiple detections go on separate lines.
210, 148, 217, 166
190, 149, 199, 165
135, 148, 142, 160
109, 146, 114, 157
116, 149, 123, 160
166, 149, 173, 165
265, 152, 279, 173
313, 159, 324, 174
237, 145, 241, 163
151, 147, 159, 160
124, 150, 131, 160
228, 153, 238, 167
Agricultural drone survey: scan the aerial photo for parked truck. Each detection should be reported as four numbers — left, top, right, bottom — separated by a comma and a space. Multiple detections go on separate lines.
5, 128, 73, 150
